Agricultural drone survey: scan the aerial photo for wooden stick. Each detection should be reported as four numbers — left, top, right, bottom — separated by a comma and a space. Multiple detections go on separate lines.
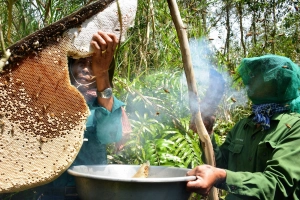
0, 20, 11, 71
166, 1, 218, 199
0, 20, 6, 53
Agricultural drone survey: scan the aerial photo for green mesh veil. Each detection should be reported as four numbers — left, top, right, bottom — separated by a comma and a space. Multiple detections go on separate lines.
238, 54, 300, 113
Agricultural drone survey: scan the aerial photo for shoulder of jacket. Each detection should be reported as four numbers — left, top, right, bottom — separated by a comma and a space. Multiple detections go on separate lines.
278, 113, 300, 128
282, 112, 300, 119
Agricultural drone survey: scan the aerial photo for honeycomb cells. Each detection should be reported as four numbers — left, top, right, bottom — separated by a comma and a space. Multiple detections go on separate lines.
0, 0, 138, 193
0, 36, 89, 193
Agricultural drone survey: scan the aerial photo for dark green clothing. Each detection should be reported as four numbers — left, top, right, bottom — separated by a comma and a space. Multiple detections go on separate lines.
213, 113, 300, 200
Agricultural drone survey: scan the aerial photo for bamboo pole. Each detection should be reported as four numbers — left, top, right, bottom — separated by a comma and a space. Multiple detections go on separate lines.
166, 1, 218, 199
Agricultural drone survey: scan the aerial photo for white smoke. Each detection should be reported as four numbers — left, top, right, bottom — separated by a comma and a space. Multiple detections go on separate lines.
181, 37, 249, 115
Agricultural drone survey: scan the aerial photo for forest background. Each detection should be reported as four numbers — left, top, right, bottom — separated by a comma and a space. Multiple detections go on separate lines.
0, 0, 299, 190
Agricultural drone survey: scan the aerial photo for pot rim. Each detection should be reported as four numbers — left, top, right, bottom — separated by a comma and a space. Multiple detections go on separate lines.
67, 164, 197, 183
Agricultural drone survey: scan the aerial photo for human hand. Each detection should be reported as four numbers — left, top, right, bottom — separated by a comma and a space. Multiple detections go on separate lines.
189, 114, 216, 135
115, 134, 129, 153
186, 165, 226, 196
202, 115, 216, 135
90, 30, 119, 76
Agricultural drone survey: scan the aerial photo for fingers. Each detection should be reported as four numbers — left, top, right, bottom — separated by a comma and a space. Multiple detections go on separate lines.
186, 165, 226, 196
90, 31, 119, 74
186, 165, 205, 176
186, 176, 210, 195
187, 177, 203, 190
186, 168, 196, 176
91, 30, 119, 55
107, 32, 119, 52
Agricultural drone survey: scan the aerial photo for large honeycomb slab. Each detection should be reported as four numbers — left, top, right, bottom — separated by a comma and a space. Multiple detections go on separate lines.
0, 0, 137, 193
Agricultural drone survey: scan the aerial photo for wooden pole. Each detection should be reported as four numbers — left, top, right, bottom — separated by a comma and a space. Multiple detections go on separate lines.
166, 1, 218, 199
0, 20, 11, 71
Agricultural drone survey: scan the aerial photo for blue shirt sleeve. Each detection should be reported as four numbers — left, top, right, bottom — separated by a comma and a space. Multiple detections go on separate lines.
86, 96, 125, 144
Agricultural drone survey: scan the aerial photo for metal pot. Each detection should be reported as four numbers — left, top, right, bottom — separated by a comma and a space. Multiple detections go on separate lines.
68, 164, 196, 200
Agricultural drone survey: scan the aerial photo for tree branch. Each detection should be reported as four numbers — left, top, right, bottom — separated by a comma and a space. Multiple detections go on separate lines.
0, 20, 11, 71
43, 0, 52, 26
167, 1, 218, 199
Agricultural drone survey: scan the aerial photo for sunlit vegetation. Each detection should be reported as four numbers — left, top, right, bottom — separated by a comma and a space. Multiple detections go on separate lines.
1, 0, 299, 178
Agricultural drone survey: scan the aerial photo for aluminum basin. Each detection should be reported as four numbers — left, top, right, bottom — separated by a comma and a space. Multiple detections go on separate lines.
68, 164, 196, 200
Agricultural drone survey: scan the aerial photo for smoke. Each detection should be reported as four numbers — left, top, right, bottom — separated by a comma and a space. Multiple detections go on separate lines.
180, 37, 249, 116
189, 38, 212, 86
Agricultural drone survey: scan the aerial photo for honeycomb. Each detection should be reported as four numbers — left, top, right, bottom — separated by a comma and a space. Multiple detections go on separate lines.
0, 0, 137, 193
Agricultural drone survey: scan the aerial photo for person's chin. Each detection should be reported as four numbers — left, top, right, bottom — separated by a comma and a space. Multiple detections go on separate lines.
77, 77, 91, 83
77, 85, 89, 93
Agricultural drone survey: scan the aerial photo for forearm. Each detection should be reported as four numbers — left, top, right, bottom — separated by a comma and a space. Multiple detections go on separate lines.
218, 170, 290, 200
95, 70, 113, 111
90, 31, 118, 111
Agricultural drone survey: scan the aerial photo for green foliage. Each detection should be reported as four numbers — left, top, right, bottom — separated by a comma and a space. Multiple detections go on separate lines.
108, 67, 217, 169
114, 69, 190, 124
1, 0, 296, 176
108, 113, 203, 169
0, 0, 87, 46
1, 2, 298, 200
142, 122, 203, 168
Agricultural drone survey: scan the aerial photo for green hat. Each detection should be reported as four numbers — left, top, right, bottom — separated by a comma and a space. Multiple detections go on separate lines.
238, 55, 300, 111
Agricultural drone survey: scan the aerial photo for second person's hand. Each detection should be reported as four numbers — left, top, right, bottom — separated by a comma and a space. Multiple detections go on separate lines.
186, 165, 226, 196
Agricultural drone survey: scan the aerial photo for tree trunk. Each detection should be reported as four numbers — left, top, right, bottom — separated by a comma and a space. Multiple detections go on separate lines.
271, 0, 276, 54
43, 0, 52, 26
224, 0, 231, 63
251, 0, 258, 45
262, 0, 268, 53
202, 0, 208, 34
236, 1, 246, 56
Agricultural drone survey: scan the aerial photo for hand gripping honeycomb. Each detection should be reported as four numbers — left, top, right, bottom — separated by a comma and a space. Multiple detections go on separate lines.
0, 0, 137, 193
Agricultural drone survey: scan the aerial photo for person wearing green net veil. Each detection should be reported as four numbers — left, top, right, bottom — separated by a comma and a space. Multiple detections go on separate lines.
186, 54, 300, 199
